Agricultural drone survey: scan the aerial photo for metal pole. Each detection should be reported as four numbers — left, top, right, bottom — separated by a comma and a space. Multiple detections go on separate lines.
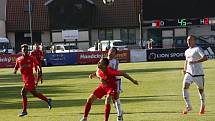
28, 0, 33, 49
139, 0, 144, 49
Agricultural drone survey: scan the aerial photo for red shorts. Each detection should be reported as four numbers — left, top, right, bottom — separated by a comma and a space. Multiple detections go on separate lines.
93, 84, 117, 99
24, 83, 36, 91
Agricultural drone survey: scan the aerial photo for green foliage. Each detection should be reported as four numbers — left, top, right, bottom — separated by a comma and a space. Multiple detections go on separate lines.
0, 60, 215, 121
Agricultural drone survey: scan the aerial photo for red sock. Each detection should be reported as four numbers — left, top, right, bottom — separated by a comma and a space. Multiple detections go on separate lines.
104, 104, 111, 121
37, 93, 48, 102
22, 96, 27, 112
84, 102, 92, 118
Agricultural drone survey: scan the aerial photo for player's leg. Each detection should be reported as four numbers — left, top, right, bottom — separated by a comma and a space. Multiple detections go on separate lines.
194, 76, 205, 114
112, 96, 116, 108
18, 87, 28, 117
80, 94, 97, 121
30, 89, 52, 109
39, 61, 43, 71
182, 73, 193, 114
81, 86, 105, 121
115, 94, 123, 121
115, 79, 123, 121
105, 94, 112, 121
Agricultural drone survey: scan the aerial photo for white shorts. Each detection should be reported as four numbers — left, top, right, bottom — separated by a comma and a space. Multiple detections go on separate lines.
116, 79, 123, 93
183, 73, 204, 89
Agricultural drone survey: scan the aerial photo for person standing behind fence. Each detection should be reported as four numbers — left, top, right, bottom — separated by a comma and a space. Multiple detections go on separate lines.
182, 35, 208, 115
147, 38, 153, 49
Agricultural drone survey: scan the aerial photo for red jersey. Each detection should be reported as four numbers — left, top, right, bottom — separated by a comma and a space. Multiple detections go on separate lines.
14, 55, 39, 85
30, 49, 44, 63
96, 66, 121, 88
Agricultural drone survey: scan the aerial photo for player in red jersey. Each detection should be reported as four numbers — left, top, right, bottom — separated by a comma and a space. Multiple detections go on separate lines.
30, 42, 44, 71
80, 58, 138, 121
13, 44, 52, 117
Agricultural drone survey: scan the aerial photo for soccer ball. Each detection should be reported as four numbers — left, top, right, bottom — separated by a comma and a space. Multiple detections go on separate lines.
103, 0, 114, 5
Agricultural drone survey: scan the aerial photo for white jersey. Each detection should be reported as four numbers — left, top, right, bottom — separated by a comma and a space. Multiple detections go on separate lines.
185, 46, 205, 76
109, 58, 122, 92
108, 58, 120, 79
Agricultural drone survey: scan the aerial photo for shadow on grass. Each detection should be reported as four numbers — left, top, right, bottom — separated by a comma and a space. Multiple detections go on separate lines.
0, 84, 85, 100
85, 111, 180, 116
122, 67, 182, 74
0, 94, 180, 110
0, 67, 183, 82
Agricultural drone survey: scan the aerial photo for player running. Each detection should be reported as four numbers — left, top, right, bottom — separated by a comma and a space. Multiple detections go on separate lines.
107, 47, 123, 121
13, 44, 52, 117
30, 42, 44, 71
182, 35, 208, 115
80, 58, 138, 121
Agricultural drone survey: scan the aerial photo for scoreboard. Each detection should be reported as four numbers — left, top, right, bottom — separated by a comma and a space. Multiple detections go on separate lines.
144, 18, 215, 28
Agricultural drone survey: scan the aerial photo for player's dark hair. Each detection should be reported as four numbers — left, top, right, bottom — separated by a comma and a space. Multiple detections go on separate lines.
102, 58, 109, 66
189, 35, 196, 40
21, 44, 28, 48
109, 47, 118, 54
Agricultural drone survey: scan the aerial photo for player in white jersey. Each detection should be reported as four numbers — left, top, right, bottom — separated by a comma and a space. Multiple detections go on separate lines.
107, 47, 123, 121
182, 35, 208, 115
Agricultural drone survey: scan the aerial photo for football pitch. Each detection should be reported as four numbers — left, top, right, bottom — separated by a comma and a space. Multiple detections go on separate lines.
0, 60, 215, 121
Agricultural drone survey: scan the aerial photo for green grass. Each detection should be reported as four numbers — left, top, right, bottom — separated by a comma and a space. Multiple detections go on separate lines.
0, 60, 215, 121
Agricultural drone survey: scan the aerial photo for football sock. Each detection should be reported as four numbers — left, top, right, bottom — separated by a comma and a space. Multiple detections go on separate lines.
22, 96, 27, 112
199, 91, 205, 107
115, 98, 122, 116
183, 89, 191, 108
84, 102, 92, 118
104, 104, 111, 121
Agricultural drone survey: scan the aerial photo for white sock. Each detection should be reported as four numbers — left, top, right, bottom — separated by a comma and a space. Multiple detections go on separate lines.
183, 89, 191, 108
199, 91, 205, 107
115, 99, 122, 116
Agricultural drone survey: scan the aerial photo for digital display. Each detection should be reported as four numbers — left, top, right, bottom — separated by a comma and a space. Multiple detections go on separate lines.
148, 18, 214, 28
200, 18, 209, 25
178, 19, 187, 27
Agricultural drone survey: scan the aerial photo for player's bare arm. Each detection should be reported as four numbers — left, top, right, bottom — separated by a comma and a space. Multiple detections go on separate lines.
189, 55, 208, 64
35, 62, 43, 85
118, 71, 138, 85
13, 63, 19, 74
13, 68, 18, 74
183, 60, 187, 75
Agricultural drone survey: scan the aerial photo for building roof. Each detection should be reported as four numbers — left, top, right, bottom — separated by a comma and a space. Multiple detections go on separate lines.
47, 0, 142, 29
6, 0, 49, 31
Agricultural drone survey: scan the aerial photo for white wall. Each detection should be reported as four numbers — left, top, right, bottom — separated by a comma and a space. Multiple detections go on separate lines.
0, 20, 6, 37
0, 0, 6, 37
0, 0, 6, 21
79, 31, 89, 41
188, 25, 215, 43
52, 30, 90, 50
7, 32, 15, 49
52, 32, 63, 43
90, 29, 98, 46
189, 25, 214, 36
113, 29, 120, 40
91, 29, 98, 40
41, 31, 51, 46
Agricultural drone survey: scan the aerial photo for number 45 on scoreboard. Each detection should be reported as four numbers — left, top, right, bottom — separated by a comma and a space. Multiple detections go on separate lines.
178, 19, 187, 27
